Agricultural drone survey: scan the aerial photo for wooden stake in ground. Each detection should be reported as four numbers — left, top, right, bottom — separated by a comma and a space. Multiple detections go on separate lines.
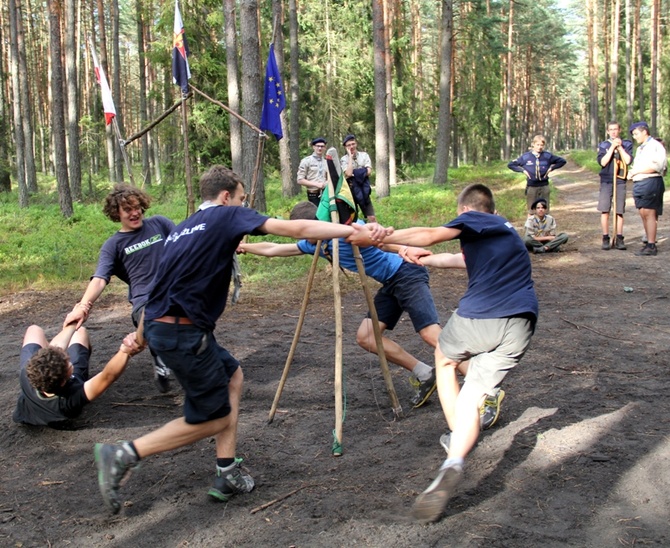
612, 162, 618, 246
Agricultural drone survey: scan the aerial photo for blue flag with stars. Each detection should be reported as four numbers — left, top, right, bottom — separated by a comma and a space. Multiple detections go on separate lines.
259, 44, 286, 140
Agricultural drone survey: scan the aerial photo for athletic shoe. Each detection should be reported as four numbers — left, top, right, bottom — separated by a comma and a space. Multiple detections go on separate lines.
153, 357, 171, 393
94, 442, 139, 514
409, 369, 437, 408
480, 390, 505, 430
439, 432, 451, 455
207, 459, 255, 502
412, 460, 463, 523
635, 244, 658, 256
614, 235, 627, 250
601, 235, 610, 250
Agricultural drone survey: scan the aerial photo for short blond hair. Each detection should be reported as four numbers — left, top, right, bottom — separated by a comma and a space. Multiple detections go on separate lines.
531, 135, 546, 145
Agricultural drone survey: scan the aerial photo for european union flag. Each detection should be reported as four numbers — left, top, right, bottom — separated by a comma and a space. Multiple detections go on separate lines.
259, 44, 286, 140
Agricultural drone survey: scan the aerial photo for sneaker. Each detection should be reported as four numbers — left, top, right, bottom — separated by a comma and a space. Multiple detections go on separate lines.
207, 459, 255, 502
601, 235, 610, 250
153, 357, 171, 393
534, 246, 546, 254
635, 244, 658, 256
409, 369, 437, 408
480, 390, 505, 430
411, 460, 463, 523
94, 442, 139, 514
614, 235, 627, 250
439, 432, 451, 455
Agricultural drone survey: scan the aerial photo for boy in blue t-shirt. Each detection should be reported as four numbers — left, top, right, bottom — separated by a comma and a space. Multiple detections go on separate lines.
353, 183, 538, 523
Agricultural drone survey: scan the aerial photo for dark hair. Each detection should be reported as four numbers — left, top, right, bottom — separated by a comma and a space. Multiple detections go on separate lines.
290, 201, 318, 220
458, 184, 495, 213
199, 165, 245, 201
103, 183, 151, 222
26, 347, 70, 394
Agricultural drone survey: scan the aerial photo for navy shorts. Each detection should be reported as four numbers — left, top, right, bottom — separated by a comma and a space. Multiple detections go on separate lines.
633, 177, 665, 215
145, 321, 239, 424
20, 342, 90, 382
370, 262, 439, 332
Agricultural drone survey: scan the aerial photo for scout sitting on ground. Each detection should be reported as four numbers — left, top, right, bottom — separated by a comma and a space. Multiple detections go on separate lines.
239, 201, 440, 408
523, 198, 569, 253
13, 324, 144, 428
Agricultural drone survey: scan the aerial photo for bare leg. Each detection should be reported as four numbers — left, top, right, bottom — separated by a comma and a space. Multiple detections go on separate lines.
215, 366, 243, 458
23, 325, 48, 347
640, 208, 658, 243
600, 212, 610, 235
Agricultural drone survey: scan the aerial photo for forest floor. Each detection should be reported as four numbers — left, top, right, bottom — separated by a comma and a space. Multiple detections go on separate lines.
1, 160, 669, 547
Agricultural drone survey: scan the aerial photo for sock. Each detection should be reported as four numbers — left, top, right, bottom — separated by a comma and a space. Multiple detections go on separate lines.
443, 457, 464, 468
603, 234, 609, 238
217, 458, 235, 470
124, 441, 140, 462
412, 361, 433, 381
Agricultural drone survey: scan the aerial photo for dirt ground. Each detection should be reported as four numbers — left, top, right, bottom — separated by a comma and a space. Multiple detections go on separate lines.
1, 160, 669, 547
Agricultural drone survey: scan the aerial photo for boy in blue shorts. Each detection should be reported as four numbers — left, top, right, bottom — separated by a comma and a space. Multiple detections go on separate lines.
240, 201, 441, 408
353, 183, 538, 523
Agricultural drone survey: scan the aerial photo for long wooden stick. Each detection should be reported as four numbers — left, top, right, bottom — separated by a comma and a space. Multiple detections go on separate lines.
612, 153, 618, 243
123, 94, 191, 146
189, 84, 265, 134
180, 95, 195, 216
268, 245, 322, 423
350, 245, 402, 418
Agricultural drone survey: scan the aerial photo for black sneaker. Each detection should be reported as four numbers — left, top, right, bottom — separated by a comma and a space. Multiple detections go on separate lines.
480, 390, 505, 430
614, 235, 627, 250
153, 357, 171, 393
601, 235, 610, 250
409, 369, 437, 408
636, 244, 658, 256
412, 460, 463, 523
208, 459, 255, 502
94, 442, 139, 514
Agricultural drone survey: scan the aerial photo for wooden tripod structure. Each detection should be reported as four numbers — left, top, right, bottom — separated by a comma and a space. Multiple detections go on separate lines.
267, 150, 403, 456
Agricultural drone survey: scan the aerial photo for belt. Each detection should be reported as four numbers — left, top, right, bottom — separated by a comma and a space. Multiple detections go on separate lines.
153, 315, 194, 325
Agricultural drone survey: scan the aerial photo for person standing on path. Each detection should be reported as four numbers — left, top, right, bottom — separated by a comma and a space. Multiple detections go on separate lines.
297, 137, 328, 206
508, 135, 566, 214
597, 121, 633, 250
628, 121, 667, 256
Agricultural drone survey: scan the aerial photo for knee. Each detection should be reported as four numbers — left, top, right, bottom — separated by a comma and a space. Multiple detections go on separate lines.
356, 322, 376, 351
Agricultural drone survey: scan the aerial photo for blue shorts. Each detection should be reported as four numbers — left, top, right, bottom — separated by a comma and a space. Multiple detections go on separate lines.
145, 321, 239, 424
21, 342, 90, 382
633, 177, 665, 215
370, 262, 439, 332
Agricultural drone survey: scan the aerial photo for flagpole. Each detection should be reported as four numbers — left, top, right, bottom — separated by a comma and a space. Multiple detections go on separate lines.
111, 118, 136, 186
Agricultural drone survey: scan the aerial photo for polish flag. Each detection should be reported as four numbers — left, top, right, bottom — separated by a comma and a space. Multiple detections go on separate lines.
89, 39, 116, 125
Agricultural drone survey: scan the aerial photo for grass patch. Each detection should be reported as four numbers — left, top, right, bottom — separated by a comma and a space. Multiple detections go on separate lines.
568, 149, 601, 174
0, 162, 530, 296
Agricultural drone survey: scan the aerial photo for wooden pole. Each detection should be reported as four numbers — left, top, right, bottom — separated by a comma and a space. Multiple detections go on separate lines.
122, 93, 192, 146
267, 245, 322, 423
112, 118, 136, 186
350, 245, 403, 419
612, 158, 618, 245
181, 95, 195, 216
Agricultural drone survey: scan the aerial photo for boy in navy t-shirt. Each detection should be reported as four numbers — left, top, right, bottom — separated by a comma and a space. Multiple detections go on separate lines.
353, 183, 538, 523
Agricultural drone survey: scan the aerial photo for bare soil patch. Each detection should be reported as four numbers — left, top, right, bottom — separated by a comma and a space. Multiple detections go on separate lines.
1, 161, 669, 547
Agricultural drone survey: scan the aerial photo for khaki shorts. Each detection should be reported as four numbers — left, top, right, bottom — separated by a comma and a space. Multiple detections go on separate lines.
438, 310, 534, 396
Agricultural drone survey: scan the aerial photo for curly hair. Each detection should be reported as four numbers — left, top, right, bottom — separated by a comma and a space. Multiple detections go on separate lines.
103, 183, 151, 222
25, 347, 70, 394
199, 165, 244, 201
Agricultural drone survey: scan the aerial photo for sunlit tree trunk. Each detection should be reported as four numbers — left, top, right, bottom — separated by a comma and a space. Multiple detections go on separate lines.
587, 0, 599, 147
650, 0, 659, 134
625, 0, 633, 127
65, 0, 82, 200
610, 0, 620, 122
635, 0, 644, 119
111, 0, 124, 181
48, 0, 73, 217
383, 0, 396, 187
372, 0, 389, 197
136, 0, 150, 186
288, 0, 300, 196
434, 0, 452, 185
503, 0, 513, 159
223, 0, 243, 175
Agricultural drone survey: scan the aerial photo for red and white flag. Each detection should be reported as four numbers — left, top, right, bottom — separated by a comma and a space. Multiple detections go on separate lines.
88, 38, 116, 125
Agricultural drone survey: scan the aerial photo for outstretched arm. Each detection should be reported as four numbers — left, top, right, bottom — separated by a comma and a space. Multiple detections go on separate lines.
64, 277, 108, 329
83, 332, 145, 402
382, 226, 461, 247
239, 242, 304, 257
259, 218, 357, 241
420, 252, 466, 269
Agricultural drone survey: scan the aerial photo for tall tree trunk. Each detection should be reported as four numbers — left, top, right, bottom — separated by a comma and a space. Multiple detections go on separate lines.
287, 0, 300, 196
239, 0, 265, 212
383, 0, 396, 187
587, 0, 599, 147
635, 0, 644, 119
111, 0, 124, 181
96, 0, 116, 181
15, 0, 38, 193
503, 0, 513, 159
47, 0, 73, 217
8, 0, 29, 206
372, 0, 389, 197
610, 0, 620, 122
625, 0, 633, 127
136, 0, 150, 186
650, 0, 659, 134
223, 0, 243, 175
434, 0, 453, 185
65, 0, 81, 200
